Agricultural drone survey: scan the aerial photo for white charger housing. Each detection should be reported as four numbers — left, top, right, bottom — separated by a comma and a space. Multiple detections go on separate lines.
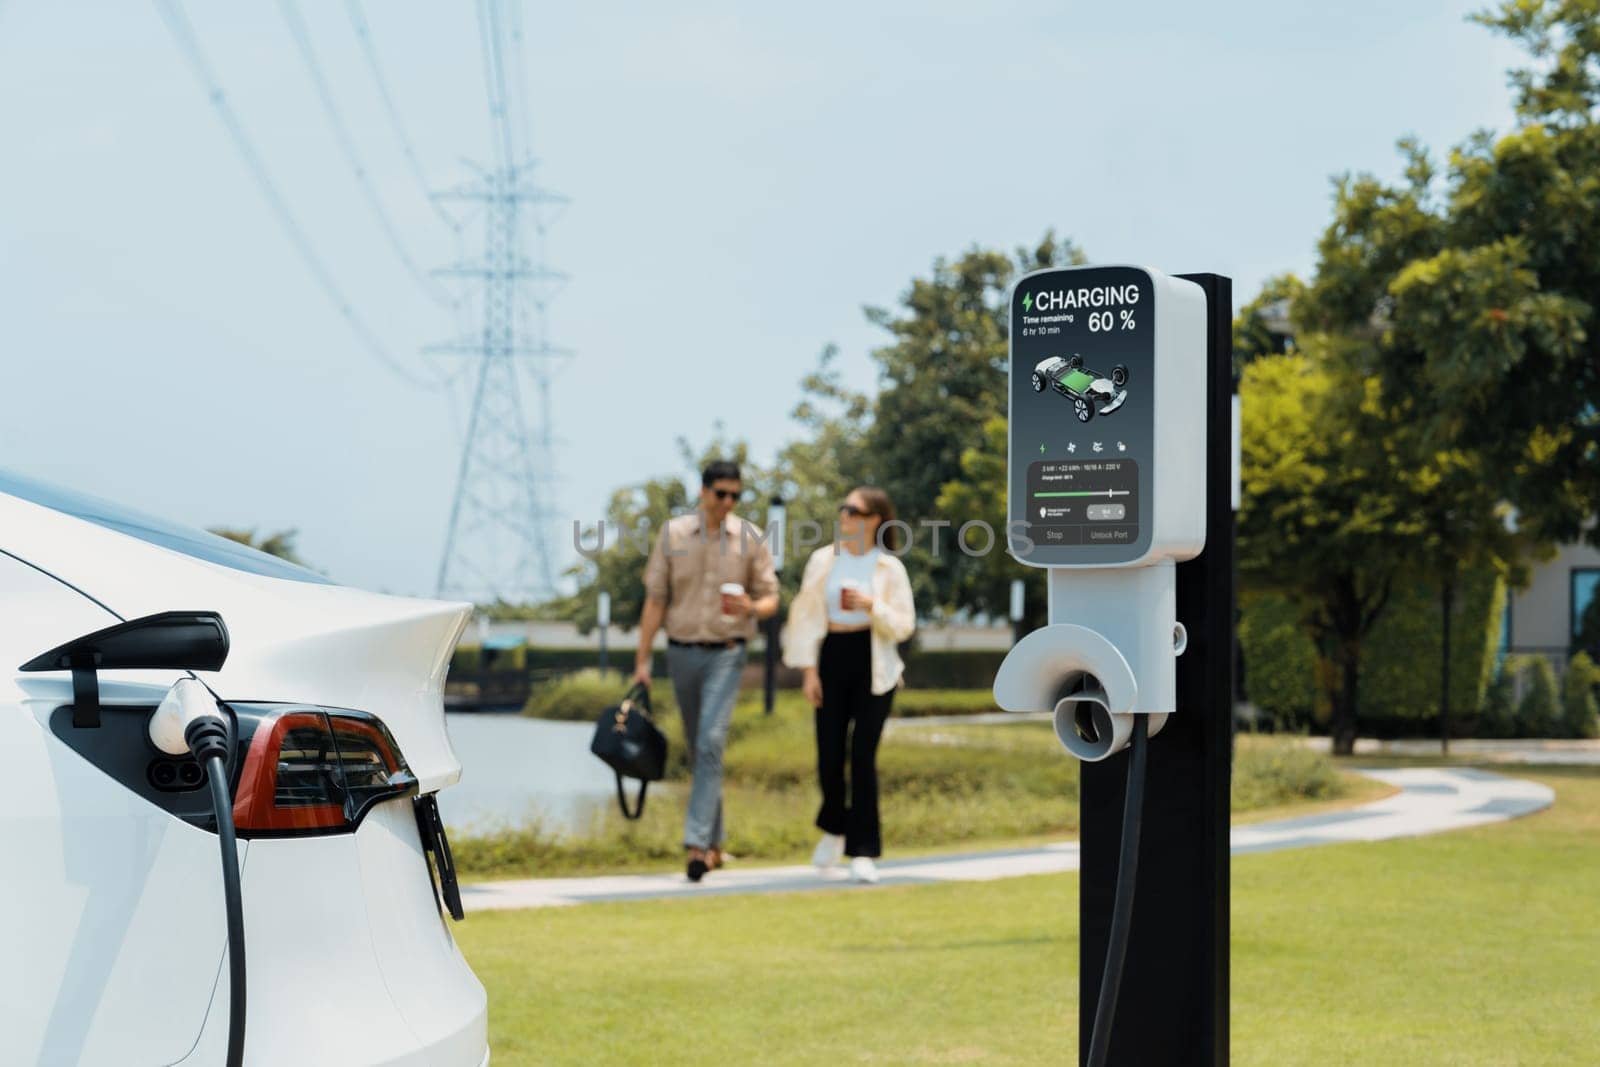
995, 265, 1207, 760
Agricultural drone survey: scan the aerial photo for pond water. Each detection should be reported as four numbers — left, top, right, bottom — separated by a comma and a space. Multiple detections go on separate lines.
439, 712, 638, 837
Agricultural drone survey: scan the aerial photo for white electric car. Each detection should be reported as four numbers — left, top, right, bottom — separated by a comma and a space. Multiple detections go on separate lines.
0, 469, 489, 1066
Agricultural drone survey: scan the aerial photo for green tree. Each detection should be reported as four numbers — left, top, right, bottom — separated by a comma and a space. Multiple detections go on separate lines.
209, 527, 308, 567
1232, 273, 1303, 377
551, 473, 693, 633
1295, 1, 1600, 549
1237, 351, 1426, 754
766, 345, 874, 589
935, 415, 1046, 632
864, 231, 1083, 616
551, 429, 788, 632
1395, 436, 1528, 752
672, 427, 776, 507
477, 599, 567, 622
550, 232, 1084, 632
1265, 5, 1600, 747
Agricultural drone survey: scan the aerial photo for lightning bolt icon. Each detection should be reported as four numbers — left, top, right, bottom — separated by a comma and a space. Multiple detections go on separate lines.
1022, 293, 1033, 312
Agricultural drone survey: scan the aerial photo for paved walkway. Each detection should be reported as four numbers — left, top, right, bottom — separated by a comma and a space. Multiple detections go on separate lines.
1309, 737, 1600, 765
461, 767, 1552, 911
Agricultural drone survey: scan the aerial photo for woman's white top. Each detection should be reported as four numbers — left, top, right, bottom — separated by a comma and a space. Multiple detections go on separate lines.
782, 545, 917, 695
824, 547, 880, 625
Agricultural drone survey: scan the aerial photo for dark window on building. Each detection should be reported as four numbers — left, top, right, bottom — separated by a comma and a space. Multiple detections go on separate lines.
1573, 568, 1600, 657
1497, 595, 1512, 665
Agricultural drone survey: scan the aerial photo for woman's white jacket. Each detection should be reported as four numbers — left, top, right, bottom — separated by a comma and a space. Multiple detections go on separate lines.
781, 545, 916, 696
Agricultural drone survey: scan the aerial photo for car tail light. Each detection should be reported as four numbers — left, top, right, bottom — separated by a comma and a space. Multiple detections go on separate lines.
231, 705, 419, 837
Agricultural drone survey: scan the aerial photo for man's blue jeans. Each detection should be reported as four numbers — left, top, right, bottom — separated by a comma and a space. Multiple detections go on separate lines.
665, 643, 744, 849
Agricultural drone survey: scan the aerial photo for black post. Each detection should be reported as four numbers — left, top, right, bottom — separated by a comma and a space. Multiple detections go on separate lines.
1440, 574, 1454, 755
765, 494, 786, 715
598, 623, 609, 677
1078, 273, 1233, 1066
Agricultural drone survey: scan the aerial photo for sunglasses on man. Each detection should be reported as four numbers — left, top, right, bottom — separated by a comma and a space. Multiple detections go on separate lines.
710, 488, 742, 501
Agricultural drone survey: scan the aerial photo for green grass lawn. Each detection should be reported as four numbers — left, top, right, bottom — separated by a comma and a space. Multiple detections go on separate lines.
456, 689, 1361, 879
454, 764, 1600, 1065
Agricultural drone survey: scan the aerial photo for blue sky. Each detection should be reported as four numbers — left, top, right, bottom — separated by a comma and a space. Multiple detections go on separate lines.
0, 1, 1522, 597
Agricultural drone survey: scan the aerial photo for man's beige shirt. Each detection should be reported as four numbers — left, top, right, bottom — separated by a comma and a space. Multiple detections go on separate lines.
643, 510, 780, 642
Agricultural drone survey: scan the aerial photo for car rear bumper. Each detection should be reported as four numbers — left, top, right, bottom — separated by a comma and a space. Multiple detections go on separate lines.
178, 797, 488, 1066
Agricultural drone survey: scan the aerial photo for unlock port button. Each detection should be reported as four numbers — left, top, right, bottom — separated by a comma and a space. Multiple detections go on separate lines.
1085, 524, 1136, 543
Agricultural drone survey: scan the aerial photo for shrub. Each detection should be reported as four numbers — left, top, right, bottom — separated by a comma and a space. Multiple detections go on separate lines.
454, 645, 678, 679
1562, 652, 1600, 740
893, 689, 999, 718
1478, 660, 1519, 738
450, 813, 684, 878
453, 644, 527, 671
1237, 594, 1318, 728
461, 643, 1054, 696
458, 694, 1350, 880
522, 668, 678, 723
1360, 571, 1502, 723
1231, 736, 1343, 810
1239, 573, 1503, 736
899, 649, 1008, 689
1517, 657, 1560, 738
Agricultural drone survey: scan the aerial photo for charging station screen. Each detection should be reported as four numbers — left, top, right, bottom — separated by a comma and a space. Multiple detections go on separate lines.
1008, 266, 1154, 565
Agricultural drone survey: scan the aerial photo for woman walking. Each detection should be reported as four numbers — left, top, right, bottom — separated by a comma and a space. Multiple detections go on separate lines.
783, 486, 916, 883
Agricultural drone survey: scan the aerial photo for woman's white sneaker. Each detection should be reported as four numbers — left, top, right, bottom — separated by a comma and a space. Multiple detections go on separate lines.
850, 856, 879, 884
812, 833, 845, 869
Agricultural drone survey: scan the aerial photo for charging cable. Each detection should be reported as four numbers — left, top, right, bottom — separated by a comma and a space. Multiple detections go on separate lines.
152, 679, 247, 1067
1085, 713, 1148, 1067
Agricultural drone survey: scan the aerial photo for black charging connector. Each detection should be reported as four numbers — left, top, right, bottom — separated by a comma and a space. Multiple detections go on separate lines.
184, 715, 230, 764
1085, 713, 1149, 1067
189, 713, 247, 1067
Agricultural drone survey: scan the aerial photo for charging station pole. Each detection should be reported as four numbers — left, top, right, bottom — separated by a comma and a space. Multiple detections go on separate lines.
1078, 273, 1232, 1065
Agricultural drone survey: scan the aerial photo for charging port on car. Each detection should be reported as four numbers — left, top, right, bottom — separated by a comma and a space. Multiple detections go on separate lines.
147, 757, 206, 792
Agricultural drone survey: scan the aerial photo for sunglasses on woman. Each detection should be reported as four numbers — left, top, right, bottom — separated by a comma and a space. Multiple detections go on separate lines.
839, 503, 870, 518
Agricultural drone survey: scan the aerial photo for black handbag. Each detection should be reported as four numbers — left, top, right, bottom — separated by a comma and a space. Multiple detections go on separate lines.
589, 682, 668, 820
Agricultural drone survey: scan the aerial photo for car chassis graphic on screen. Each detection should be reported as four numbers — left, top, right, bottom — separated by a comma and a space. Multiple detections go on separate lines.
1031, 355, 1130, 423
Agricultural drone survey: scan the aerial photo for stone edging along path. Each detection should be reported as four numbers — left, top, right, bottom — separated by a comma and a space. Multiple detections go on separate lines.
460, 767, 1553, 912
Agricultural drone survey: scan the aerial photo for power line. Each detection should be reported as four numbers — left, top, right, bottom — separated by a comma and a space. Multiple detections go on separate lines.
276, 0, 453, 307
474, 0, 517, 168
151, 0, 451, 391
504, 0, 536, 169
342, 0, 464, 235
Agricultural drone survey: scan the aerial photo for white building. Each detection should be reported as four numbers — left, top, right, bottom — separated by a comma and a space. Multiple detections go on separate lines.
1505, 540, 1600, 678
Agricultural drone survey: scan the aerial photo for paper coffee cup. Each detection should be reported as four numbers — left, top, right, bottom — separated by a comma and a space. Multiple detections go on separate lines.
839, 579, 863, 611
720, 582, 744, 616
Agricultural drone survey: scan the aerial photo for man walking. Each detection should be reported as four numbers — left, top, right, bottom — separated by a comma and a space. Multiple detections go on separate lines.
634, 460, 779, 882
